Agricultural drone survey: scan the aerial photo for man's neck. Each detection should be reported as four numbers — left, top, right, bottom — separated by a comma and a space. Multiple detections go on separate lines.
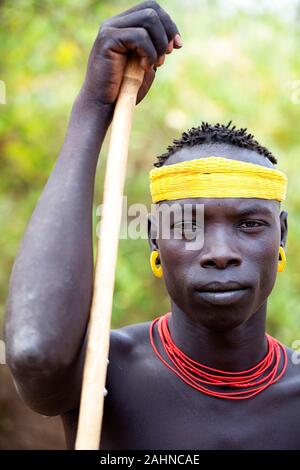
168, 303, 268, 372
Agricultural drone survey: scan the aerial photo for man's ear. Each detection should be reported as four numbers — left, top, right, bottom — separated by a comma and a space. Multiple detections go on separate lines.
147, 213, 159, 251
280, 210, 288, 248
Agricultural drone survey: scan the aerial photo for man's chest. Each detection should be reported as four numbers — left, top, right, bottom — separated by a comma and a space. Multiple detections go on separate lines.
100, 359, 300, 450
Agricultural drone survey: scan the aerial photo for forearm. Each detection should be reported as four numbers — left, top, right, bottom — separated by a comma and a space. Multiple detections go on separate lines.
5, 93, 113, 374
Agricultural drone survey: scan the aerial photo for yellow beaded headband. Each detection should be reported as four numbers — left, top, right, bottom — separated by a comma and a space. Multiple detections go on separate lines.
149, 157, 287, 203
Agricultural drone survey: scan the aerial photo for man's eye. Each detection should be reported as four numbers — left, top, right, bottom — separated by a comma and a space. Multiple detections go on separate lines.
171, 222, 201, 240
239, 220, 264, 228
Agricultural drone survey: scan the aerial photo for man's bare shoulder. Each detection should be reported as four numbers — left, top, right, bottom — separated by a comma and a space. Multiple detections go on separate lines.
109, 320, 153, 358
105, 320, 157, 404
61, 320, 155, 448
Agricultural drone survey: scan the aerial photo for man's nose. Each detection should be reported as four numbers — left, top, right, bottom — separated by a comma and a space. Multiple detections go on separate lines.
199, 228, 242, 269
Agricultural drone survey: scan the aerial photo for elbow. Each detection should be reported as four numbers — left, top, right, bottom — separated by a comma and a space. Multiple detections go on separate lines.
5, 315, 69, 379
5, 339, 75, 417
6, 336, 58, 381
5, 301, 74, 375
4, 291, 55, 374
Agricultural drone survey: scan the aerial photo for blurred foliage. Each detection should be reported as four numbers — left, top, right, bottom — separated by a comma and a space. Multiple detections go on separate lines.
1, 0, 300, 346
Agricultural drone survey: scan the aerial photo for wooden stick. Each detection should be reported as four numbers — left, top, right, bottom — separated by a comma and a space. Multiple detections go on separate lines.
75, 58, 144, 450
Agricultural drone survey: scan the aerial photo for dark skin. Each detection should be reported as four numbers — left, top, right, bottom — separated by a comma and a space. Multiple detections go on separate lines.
5, 1, 300, 450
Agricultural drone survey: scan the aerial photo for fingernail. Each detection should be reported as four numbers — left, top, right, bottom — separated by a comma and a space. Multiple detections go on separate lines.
157, 54, 165, 67
140, 57, 149, 70
174, 34, 183, 48
166, 40, 174, 54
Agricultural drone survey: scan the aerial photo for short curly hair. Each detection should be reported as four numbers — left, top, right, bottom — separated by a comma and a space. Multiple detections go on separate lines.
154, 121, 277, 167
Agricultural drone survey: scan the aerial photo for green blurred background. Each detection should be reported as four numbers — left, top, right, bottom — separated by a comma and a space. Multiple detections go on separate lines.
0, 0, 300, 449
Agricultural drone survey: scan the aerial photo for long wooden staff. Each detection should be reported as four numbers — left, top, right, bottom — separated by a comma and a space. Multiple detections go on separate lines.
75, 58, 144, 450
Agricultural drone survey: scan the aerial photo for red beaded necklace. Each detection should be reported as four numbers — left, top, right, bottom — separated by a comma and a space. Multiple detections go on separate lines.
149, 312, 287, 400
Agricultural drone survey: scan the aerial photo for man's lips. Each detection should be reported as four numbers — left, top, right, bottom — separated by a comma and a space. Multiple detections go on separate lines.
194, 289, 248, 306
193, 281, 249, 306
194, 281, 248, 292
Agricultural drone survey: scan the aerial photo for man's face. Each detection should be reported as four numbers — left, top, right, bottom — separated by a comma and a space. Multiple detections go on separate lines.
149, 143, 288, 330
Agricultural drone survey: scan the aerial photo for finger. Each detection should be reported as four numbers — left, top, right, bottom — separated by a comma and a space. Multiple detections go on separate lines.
136, 67, 156, 104
104, 9, 169, 58
151, 3, 180, 42
166, 40, 174, 54
140, 57, 150, 70
156, 54, 165, 67
102, 27, 158, 71
115, 1, 181, 43
173, 34, 183, 48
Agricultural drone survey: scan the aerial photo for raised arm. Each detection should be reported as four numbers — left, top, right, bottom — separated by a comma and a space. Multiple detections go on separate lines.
5, 1, 181, 416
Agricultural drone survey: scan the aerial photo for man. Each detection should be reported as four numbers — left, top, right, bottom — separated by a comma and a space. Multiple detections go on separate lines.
4, 1, 299, 450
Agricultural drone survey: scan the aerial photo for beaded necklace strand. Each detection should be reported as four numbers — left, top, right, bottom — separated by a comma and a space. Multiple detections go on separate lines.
149, 312, 287, 400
